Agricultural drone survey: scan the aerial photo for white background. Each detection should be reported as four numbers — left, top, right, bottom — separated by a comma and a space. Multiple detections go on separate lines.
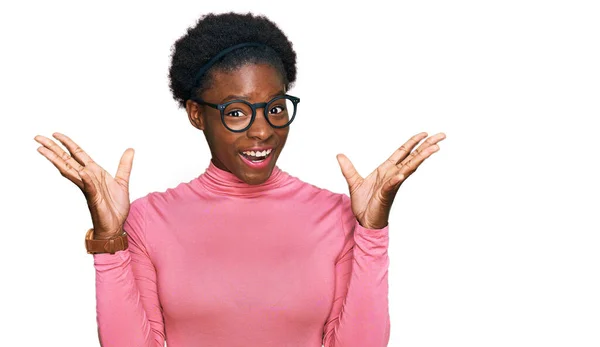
1, 0, 599, 346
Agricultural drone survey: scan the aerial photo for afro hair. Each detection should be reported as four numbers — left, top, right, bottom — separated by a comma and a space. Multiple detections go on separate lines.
168, 12, 297, 108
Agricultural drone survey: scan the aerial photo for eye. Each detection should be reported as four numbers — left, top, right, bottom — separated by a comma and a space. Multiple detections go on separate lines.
225, 109, 247, 118
269, 105, 285, 115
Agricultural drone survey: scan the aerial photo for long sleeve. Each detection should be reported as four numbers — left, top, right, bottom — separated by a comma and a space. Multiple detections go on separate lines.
81, 161, 392, 345
322, 194, 391, 347
92, 196, 165, 347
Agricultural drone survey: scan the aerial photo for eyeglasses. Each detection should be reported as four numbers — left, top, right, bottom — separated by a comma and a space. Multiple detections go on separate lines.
190, 94, 300, 133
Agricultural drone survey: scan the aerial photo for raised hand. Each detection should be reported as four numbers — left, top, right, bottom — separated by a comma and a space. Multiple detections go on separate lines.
336, 132, 446, 229
34, 132, 135, 239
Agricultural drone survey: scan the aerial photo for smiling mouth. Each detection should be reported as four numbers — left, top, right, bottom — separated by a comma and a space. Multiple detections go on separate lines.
239, 148, 274, 162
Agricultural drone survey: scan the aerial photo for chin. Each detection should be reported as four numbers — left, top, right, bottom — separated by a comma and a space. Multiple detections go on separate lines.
244, 175, 269, 185
234, 149, 279, 185
236, 158, 276, 185
241, 164, 275, 184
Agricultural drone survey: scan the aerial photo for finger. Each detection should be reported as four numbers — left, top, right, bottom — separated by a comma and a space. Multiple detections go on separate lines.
384, 132, 428, 168
398, 143, 440, 177
79, 168, 99, 200
397, 132, 446, 167
34, 134, 85, 173
381, 133, 446, 198
114, 148, 135, 188
336, 153, 362, 189
51, 132, 95, 167
36, 145, 84, 190
380, 170, 405, 203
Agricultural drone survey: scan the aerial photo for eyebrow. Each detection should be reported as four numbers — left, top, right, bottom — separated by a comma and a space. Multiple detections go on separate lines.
220, 90, 285, 103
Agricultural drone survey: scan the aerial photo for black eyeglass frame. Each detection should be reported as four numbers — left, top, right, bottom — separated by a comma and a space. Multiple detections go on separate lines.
190, 94, 300, 133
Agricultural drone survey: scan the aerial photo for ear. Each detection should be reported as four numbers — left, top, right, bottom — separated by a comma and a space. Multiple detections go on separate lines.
186, 99, 205, 131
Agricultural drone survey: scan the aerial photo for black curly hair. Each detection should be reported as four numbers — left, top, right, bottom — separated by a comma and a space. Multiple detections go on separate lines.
168, 12, 297, 108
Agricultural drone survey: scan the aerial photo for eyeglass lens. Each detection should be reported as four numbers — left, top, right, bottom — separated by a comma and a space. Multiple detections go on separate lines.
222, 97, 295, 131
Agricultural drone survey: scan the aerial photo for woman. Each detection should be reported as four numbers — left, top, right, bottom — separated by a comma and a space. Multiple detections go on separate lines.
34, 12, 445, 347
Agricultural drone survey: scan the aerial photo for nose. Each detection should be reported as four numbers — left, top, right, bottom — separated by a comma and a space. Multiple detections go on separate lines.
246, 106, 273, 140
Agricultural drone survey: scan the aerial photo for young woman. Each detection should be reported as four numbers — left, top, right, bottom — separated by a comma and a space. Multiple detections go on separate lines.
34, 12, 445, 347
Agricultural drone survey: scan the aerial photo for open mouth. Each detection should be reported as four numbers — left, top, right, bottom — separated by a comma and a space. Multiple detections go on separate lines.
239, 148, 273, 163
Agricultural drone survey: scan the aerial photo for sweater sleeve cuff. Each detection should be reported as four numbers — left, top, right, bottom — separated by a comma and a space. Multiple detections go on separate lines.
93, 249, 131, 271
354, 220, 389, 233
352, 220, 389, 256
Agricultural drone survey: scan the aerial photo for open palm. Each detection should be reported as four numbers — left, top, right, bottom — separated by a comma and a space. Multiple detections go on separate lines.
34, 132, 134, 238
337, 132, 446, 229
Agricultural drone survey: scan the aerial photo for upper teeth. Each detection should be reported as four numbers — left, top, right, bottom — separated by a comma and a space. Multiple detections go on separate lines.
243, 149, 272, 157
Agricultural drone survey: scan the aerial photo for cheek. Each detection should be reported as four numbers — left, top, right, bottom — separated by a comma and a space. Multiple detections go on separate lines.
275, 129, 290, 144
216, 134, 240, 155
205, 122, 239, 154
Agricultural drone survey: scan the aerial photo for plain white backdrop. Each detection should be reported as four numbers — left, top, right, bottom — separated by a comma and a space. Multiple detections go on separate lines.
1, 0, 599, 346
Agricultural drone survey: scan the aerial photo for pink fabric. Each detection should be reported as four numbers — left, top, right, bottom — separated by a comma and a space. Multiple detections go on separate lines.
93, 161, 390, 346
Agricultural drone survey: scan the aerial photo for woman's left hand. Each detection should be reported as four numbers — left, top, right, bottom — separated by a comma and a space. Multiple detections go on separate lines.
336, 132, 446, 229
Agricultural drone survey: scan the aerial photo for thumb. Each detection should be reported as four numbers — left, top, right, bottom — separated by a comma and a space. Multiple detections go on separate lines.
336, 153, 361, 188
115, 148, 135, 188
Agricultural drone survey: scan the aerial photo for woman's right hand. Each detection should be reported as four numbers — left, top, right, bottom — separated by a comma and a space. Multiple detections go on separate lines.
34, 132, 135, 240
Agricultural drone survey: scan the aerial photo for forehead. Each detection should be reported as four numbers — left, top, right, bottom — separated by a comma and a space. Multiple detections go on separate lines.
206, 63, 285, 102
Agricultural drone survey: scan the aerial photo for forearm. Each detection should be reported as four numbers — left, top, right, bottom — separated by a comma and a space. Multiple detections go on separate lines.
94, 250, 165, 347
325, 222, 391, 347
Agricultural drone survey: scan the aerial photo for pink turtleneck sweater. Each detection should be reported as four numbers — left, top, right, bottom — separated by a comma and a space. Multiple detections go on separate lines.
93, 161, 390, 346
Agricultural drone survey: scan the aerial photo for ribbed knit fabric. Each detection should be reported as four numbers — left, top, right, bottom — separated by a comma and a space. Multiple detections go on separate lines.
93, 160, 390, 346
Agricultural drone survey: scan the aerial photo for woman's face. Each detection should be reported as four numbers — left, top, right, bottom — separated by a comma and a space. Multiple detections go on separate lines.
186, 63, 290, 185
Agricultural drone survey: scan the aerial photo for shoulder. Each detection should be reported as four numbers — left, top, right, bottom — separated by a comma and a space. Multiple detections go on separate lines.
289, 174, 357, 238
127, 176, 202, 223
281, 170, 349, 206
282, 171, 353, 225
144, 176, 201, 208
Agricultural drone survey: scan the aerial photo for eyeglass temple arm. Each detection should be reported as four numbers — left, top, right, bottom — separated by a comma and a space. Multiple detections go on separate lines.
191, 98, 220, 109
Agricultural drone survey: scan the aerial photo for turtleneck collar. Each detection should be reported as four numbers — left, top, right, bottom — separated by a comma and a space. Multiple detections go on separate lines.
195, 159, 289, 197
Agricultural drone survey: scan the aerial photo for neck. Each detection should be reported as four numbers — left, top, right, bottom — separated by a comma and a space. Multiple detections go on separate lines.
195, 159, 288, 197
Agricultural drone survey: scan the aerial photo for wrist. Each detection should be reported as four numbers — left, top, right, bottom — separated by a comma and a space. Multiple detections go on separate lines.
93, 229, 124, 240
85, 228, 128, 254
358, 220, 388, 230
